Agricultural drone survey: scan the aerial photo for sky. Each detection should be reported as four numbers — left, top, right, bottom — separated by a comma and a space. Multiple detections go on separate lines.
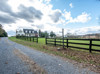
0, 0, 100, 36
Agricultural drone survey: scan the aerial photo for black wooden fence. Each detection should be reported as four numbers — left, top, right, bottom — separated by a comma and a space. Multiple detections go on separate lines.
16, 36, 38, 43
46, 37, 100, 53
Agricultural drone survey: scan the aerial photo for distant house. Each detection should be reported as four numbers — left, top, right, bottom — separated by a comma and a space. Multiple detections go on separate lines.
16, 28, 38, 37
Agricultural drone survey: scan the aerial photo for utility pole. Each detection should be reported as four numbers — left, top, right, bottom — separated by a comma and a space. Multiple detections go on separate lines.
59, 28, 65, 49
62, 28, 64, 38
59, 28, 64, 38
62, 28, 64, 48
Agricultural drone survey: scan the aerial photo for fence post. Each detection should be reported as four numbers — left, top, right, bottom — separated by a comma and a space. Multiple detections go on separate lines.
27, 36, 28, 41
63, 38, 64, 48
55, 38, 56, 46
33, 36, 34, 42
89, 39, 92, 53
67, 39, 68, 48
30, 36, 31, 41
45, 37, 47, 45
25, 36, 26, 40
37, 37, 38, 43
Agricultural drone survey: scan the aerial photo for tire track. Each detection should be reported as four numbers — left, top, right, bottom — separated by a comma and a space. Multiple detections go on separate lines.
13, 49, 47, 74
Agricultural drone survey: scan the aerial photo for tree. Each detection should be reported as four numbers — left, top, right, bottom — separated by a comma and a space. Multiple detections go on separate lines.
41, 32, 45, 37
0, 24, 8, 37
50, 31, 56, 37
44, 31, 49, 37
0, 24, 2, 28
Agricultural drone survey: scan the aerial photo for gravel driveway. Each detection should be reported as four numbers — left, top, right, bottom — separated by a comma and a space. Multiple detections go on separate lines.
0, 37, 98, 74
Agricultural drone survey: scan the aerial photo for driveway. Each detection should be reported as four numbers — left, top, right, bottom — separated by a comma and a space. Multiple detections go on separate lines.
0, 37, 98, 74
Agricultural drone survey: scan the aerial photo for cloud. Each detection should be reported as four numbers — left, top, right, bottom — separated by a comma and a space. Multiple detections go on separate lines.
0, 0, 12, 14
63, 11, 91, 24
0, 0, 17, 24
72, 12, 91, 23
49, 10, 62, 22
17, 5, 43, 22
65, 26, 100, 35
0, 11, 16, 24
63, 11, 72, 20
0, 0, 43, 24
69, 3, 73, 8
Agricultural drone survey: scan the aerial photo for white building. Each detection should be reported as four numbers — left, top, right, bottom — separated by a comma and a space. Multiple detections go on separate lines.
16, 28, 38, 37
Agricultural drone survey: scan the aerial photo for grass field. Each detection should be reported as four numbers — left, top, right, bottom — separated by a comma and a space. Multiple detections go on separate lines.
38, 38, 45, 44
37, 38, 100, 51
9, 37, 100, 53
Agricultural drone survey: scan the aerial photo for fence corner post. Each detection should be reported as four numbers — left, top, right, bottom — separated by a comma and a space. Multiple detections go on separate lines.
89, 39, 92, 53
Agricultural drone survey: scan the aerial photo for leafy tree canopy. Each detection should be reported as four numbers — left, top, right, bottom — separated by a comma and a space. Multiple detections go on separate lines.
0, 24, 8, 37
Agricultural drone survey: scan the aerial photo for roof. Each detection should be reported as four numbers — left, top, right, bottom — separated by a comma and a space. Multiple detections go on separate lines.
23, 29, 37, 34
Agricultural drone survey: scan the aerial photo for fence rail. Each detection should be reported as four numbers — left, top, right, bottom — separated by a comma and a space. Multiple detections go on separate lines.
16, 36, 38, 43
46, 37, 100, 53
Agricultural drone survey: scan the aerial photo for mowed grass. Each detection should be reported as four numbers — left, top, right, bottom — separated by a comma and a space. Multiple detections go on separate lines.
20, 37, 100, 52
38, 38, 45, 44
39, 38, 100, 51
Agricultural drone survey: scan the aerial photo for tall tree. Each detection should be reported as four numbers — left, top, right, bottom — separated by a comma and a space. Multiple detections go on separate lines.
0, 24, 8, 37
44, 31, 49, 37
0, 24, 2, 28
50, 31, 56, 37
41, 32, 45, 37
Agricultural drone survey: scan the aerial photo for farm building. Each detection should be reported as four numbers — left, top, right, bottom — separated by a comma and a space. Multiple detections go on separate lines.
16, 28, 38, 37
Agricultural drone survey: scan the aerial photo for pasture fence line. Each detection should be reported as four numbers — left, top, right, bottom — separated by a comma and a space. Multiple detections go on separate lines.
16, 35, 38, 43
45, 37, 100, 53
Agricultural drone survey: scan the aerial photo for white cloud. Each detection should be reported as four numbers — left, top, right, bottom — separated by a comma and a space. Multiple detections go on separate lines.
69, 3, 73, 8
63, 11, 91, 24
73, 12, 91, 23
65, 26, 100, 35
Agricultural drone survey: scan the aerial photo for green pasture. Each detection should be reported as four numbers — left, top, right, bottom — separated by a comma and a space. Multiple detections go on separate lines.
9, 37, 100, 51
39, 38, 100, 51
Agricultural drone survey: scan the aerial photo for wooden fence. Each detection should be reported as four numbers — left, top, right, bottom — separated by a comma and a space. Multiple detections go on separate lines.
46, 37, 100, 53
16, 36, 38, 43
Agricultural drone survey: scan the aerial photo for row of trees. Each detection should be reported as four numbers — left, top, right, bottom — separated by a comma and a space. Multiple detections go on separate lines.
39, 30, 56, 38
0, 24, 8, 37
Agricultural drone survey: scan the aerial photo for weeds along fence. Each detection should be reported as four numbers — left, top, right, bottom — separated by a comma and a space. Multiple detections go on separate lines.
45, 37, 100, 53
16, 36, 38, 43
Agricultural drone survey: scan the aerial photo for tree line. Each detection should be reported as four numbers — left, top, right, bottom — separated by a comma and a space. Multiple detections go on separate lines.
0, 24, 8, 37
39, 29, 56, 38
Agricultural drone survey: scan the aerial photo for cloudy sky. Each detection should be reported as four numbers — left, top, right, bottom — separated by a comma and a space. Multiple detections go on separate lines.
0, 0, 100, 36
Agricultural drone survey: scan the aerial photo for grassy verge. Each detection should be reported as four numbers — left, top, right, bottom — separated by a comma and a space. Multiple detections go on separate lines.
9, 37, 100, 73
